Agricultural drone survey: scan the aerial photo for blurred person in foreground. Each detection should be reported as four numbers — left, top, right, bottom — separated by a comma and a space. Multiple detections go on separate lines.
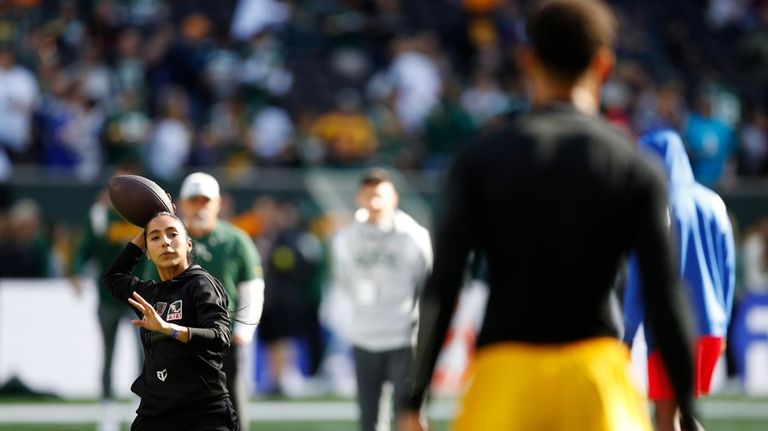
331, 168, 432, 431
623, 130, 735, 431
145, 173, 264, 431
104, 212, 238, 430
399, 1, 699, 430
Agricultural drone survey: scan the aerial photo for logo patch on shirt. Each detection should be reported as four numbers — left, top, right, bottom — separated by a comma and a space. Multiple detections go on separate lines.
154, 302, 167, 316
167, 300, 183, 321
157, 369, 167, 382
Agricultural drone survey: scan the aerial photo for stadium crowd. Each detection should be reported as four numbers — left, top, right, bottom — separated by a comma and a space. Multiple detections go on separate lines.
2, 0, 768, 398
0, 0, 767, 179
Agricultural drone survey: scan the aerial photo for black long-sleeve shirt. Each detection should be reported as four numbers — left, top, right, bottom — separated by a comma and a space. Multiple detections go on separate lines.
103, 243, 231, 416
408, 105, 696, 418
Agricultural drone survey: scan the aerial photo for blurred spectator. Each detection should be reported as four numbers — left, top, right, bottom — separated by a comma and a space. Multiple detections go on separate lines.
422, 77, 476, 170
113, 27, 146, 96
309, 88, 378, 166
460, 69, 509, 128
145, 87, 191, 180
369, 32, 443, 136
36, 69, 80, 173
0, 44, 39, 170
330, 168, 432, 431
683, 90, 736, 188
238, 31, 293, 103
738, 105, 768, 176
102, 89, 151, 166
634, 80, 686, 134
75, 38, 114, 109
259, 200, 326, 395
742, 216, 768, 293
248, 102, 297, 166
61, 83, 105, 180
230, 0, 290, 42
0, 198, 52, 277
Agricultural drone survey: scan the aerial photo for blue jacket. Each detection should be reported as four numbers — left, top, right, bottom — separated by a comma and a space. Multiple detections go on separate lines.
623, 130, 736, 350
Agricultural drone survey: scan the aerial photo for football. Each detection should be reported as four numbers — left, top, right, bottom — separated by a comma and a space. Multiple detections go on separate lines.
107, 175, 174, 227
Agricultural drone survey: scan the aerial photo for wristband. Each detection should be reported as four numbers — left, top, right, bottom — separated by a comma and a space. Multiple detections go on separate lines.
170, 327, 180, 340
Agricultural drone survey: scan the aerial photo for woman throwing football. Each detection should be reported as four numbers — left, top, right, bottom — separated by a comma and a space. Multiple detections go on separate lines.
103, 211, 238, 430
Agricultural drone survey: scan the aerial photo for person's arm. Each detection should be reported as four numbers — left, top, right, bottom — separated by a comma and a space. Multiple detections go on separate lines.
127, 290, 192, 343
102, 233, 154, 306
186, 274, 232, 352
621, 253, 644, 346
232, 278, 265, 343
405, 156, 476, 414
632, 166, 697, 429
125, 277, 230, 351
233, 233, 264, 344
69, 215, 97, 296
720, 211, 737, 324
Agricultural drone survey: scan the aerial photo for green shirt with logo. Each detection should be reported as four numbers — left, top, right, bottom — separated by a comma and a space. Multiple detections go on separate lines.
71, 202, 145, 309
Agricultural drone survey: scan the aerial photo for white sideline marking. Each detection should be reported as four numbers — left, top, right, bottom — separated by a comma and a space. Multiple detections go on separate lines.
0, 399, 765, 424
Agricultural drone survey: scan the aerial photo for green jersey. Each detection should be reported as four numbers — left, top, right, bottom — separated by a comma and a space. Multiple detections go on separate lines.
144, 220, 262, 316
71, 202, 144, 308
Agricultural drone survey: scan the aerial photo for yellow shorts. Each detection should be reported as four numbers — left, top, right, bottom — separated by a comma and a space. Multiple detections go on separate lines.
453, 338, 652, 431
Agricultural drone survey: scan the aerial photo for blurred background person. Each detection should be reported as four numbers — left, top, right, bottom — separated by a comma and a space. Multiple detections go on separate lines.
330, 168, 432, 431
69, 163, 144, 431
257, 199, 326, 396
623, 130, 736, 431
0, 198, 52, 278
401, 1, 699, 430
742, 215, 768, 294
0, 43, 39, 179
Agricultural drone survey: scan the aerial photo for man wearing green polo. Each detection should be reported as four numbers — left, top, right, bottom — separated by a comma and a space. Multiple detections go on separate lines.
145, 172, 264, 431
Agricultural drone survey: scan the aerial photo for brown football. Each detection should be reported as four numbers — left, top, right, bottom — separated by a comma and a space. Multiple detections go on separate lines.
107, 175, 174, 227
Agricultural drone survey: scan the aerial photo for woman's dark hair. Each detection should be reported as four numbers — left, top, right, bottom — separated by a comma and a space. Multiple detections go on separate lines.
143, 211, 196, 263
526, 0, 617, 82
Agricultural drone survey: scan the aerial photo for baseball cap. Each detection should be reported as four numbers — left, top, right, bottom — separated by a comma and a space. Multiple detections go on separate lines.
180, 172, 220, 200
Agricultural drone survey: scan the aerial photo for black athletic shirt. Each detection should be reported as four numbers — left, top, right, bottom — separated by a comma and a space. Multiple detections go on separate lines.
104, 243, 231, 416
408, 104, 695, 418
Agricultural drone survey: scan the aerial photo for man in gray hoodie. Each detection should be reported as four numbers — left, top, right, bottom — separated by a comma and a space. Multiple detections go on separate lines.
331, 168, 432, 431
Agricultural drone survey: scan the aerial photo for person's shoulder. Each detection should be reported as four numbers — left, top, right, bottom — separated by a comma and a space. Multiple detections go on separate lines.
394, 210, 429, 237
692, 184, 731, 227
183, 266, 224, 291
217, 220, 254, 242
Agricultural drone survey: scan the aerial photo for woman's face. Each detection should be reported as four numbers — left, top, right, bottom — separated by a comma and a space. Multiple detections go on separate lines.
145, 214, 192, 269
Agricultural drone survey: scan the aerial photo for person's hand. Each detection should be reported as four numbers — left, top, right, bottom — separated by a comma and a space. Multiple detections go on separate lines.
130, 230, 146, 251
232, 334, 245, 346
397, 411, 428, 431
128, 291, 169, 334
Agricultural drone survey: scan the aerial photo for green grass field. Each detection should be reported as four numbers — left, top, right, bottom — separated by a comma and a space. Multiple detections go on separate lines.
0, 419, 765, 431
0, 395, 766, 430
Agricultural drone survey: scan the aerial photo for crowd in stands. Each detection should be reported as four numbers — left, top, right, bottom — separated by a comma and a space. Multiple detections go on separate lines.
4, 0, 768, 394
0, 0, 765, 182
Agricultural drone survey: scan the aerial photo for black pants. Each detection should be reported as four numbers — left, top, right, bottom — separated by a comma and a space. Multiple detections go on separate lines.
352, 346, 412, 431
223, 343, 248, 431
131, 397, 239, 431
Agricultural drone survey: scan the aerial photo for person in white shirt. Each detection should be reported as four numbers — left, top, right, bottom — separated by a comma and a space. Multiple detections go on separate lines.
330, 168, 432, 431
0, 45, 38, 179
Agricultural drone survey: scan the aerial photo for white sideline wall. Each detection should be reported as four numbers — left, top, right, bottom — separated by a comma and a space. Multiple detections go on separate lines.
0, 279, 139, 398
